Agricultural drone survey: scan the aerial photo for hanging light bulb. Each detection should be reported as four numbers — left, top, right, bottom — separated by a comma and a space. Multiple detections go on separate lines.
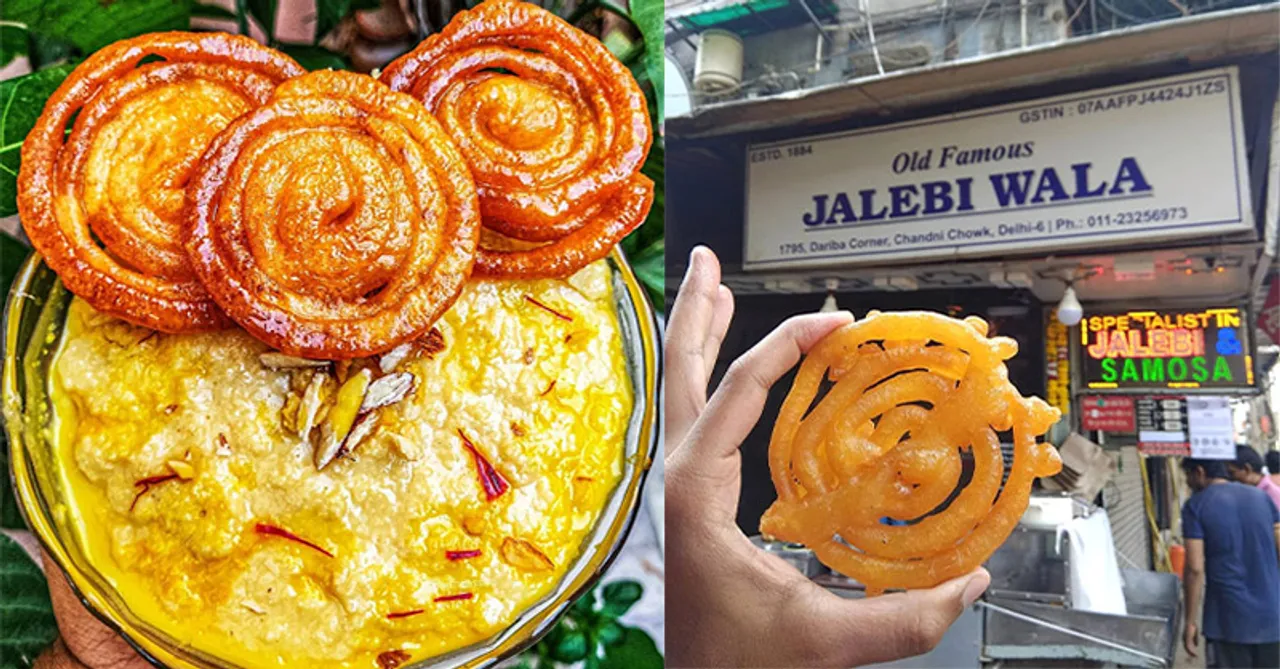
1056, 285, 1083, 326
820, 278, 840, 313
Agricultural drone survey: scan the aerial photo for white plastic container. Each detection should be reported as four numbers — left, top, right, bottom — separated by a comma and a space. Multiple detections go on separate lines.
1019, 496, 1075, 529
694, 29, 744, 93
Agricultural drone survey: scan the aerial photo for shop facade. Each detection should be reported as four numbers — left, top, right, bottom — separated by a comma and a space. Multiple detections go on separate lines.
667, 3, 1278, 663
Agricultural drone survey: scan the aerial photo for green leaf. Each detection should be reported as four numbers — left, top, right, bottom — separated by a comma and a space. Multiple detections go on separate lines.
314, 0, 379, 41
596, 621, 624, 647
598, 626, 662, 669
190, 3, 238, 19
246, 0, 277, 41
278, 43, 349, 71
630, 0, 663, 123
0, 533, 57, 667
0, 63, 74, 218
1, 24, 28, 68
1, 0, 193, 55
628, 239, 662, 310
571, 586, 598, 618
600, 580, 644, 618
27, 33, 74, 70
549, 629, 588, 663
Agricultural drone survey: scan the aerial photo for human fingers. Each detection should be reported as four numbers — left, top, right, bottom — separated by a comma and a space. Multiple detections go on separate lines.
703, 284, 735, 381
665, 246, 727, 448
41, 552, 151, 669
787, 568, 989, 668
684, 311, 852, 463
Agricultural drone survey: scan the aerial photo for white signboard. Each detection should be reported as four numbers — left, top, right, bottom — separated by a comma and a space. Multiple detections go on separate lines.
744, 67, 1252, 270
1187, 396, 1235, 459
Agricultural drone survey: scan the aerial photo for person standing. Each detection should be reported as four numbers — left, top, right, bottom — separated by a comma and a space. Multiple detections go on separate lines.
1180, 458, 1280, 668
1266, 450, 1280, 488
1227, 445, 1280, 512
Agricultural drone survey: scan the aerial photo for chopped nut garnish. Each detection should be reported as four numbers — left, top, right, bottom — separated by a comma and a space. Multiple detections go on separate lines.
338, 413, 379, 460
420, 327, 445, 357
163, 404, 178, 415
500, 537, 554, 572
242, 600, 266, 615
377, 650, 411, 669
379, 342, 414, 373
315, 369, 372, 470
462, 515, 487, 536
522, 347, 535, 364
297, 373, 327, 440
216, 434, 232, 457
259, 352, 329, 369
360, 372, 414, 413
280, 393, 301, 433
510, 422, 526, 437
167, 460, 195, 480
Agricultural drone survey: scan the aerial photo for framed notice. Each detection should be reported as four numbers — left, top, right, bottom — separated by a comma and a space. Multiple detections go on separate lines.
743, 67, 1251, 270
1137, 396, 1189, 456
1080, 306, 1253, 391
1186, 396, 1235, 459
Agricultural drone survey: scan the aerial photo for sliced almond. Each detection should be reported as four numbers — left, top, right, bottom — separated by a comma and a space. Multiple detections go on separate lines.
314, 369, 372, 470
339, 413, 379, 460
379, 343, 414, 373
500, 537, 554, 572
260, 352, 330, 369
242, 600, 266, 615
297, 373, 327, 440
216, 434, 232, 457
360, 373, 414, 414
167, 460, 195, 480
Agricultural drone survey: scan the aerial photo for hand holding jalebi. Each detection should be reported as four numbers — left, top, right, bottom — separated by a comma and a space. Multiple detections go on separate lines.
380, 0, 653, 278
18, 32, 304, 332
761, 311, 1062, 593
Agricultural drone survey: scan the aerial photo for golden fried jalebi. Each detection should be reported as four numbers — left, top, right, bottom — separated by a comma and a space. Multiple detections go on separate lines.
185, 70, 481, 359
759, 312, 1062, 593
380, 0, 653, 279
18, 32, 304, 332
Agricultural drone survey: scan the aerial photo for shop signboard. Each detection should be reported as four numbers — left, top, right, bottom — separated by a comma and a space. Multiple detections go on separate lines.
1080, 395, 1135, 432
1137, 396, 1188, 456
743, 67, 1251, 270
1186, 396, 1234, 459
1080, 306, 1254, 391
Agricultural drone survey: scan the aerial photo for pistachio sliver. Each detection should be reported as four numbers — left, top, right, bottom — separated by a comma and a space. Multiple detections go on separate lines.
360, 372, 414, 413
260, 352, 330, 369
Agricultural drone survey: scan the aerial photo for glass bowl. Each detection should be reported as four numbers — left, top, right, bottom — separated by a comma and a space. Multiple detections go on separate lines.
3, 249, 660, 668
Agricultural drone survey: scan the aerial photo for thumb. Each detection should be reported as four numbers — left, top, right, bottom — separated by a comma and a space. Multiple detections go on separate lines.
821, 569, 990, 667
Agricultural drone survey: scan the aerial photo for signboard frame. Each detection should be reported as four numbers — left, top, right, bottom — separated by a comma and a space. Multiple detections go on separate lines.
1074, 303, 1257, 394
742, 66, 1253, 270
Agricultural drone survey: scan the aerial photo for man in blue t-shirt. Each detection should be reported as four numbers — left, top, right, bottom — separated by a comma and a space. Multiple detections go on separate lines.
1180, 458, 1280, 668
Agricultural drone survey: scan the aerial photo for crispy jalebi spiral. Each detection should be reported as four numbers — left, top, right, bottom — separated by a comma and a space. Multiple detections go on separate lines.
379, 0, 653, 278
18, 32, 304, 332
760, 311, 1062, 593
185, 70, 481, 359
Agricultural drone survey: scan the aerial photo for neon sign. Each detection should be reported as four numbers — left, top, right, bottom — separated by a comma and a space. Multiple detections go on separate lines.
1079, 307, 1254, 391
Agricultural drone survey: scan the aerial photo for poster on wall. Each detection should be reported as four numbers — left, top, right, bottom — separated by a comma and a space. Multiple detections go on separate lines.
743, 67, 1251, 270
1080, 395, 1136, 432
1137, 396, 1189, 456
1080, 306, 1254, 391
1186, 396, 1235, 459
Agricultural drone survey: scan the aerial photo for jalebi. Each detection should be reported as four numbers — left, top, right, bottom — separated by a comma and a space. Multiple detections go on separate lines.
185, 70, 481, 359
380, 0, 653, 278
760, 311, 1062, 593
18, 32, 304, 332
